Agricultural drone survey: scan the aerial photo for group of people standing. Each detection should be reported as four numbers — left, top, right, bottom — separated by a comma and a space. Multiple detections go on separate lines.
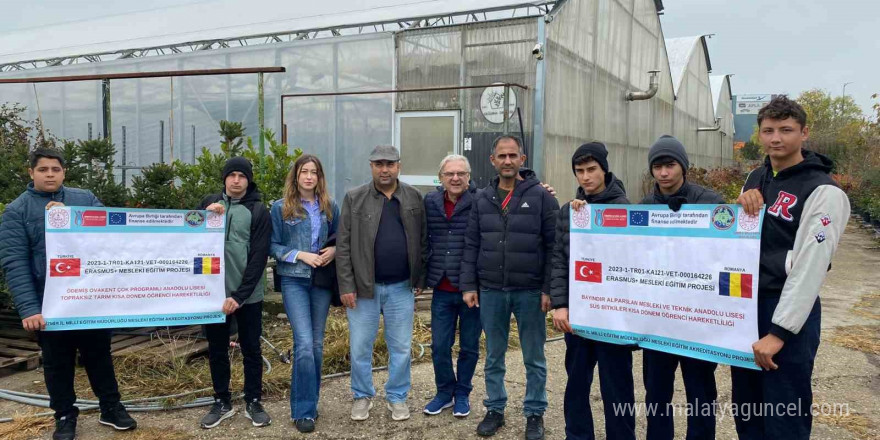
0, 95, 849, 440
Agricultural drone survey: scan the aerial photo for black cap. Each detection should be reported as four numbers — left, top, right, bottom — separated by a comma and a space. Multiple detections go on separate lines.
221, 156, 254, 184
648, 135, 689, 171
572, 142, 609, 174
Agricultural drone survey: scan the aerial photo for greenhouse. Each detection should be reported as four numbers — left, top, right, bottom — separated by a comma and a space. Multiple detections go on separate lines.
0, 0, 734, 202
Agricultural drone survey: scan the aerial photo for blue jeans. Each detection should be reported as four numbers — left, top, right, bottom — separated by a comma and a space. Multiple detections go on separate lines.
347, 280, 414, 403
280, 276, 332, 420
430, 290, 482, 400
480, 288, 547, 416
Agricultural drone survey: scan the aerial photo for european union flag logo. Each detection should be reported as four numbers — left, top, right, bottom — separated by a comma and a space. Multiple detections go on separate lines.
629, 210, 649, 226
108, 212, 127, 226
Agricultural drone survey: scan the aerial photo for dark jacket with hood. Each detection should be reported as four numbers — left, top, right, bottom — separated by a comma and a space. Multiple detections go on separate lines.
742, 150, 850, 340
550, 173, 628, 309
460, 169, 559, 293
197, 181, 272, 305
640, 181, 724, 206
424, 181, 477, 290
0, 184, 102, 319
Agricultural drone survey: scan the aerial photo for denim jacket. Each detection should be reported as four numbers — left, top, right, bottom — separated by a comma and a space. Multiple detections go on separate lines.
270, 199, 340, 278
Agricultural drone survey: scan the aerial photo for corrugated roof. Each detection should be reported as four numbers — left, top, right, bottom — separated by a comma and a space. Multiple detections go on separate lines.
664, 35, 711, 96
0, 0, 553, 66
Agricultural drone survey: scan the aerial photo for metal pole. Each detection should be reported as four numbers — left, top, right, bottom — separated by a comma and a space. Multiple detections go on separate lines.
502, 85, 510, 134
160, 120, 165, 164
122, 126, 127, 185
192, 125, 196, 162
170, 78, 175, 162
102, 79, 111, 142
531, 15, 547, 179
842, 81, 853, 97
258, 72, 265, 167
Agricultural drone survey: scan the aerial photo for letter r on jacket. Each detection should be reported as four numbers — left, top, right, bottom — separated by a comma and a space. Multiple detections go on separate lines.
767, 191, 797, 221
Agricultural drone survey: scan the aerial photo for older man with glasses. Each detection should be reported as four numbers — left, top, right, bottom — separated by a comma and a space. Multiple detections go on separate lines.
422, 155, 482, 418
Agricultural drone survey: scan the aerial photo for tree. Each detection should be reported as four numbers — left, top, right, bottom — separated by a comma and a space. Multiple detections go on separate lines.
795, 89, 868, 172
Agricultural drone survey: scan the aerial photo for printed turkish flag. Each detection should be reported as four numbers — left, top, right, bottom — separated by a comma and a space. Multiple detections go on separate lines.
574, 261, 602, 283
50, 258, 81, 277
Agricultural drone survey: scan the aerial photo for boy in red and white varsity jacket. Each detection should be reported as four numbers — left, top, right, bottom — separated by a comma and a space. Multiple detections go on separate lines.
733, 96, 850, 440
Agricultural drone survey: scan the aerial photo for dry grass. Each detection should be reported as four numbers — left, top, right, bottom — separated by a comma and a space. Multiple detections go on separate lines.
0, 412, 54, 440
815, 405, 876, 440
830, 325, 880, 355
71, 307, 560, 402
852, 292, 880, 321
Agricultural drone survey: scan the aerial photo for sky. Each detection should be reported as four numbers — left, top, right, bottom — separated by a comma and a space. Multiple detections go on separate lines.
0, 0, 876, 116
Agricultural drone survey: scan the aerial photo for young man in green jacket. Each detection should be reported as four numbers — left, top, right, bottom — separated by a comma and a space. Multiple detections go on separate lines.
197, 157, 273, 429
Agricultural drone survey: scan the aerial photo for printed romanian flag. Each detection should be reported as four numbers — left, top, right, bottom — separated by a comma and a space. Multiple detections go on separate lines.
719, 272, 753, 298
193, 257, 221, 275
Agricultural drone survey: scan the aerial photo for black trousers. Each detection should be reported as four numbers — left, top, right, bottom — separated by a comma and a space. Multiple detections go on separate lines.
38, 329, 122, 420
643, 349, 717, 440
730, 296, 821, 440
563, 333, 636, 440
204, 301, 263, 402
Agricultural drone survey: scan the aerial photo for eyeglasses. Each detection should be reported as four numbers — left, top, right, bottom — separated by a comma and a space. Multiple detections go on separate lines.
441, 172, 469, 179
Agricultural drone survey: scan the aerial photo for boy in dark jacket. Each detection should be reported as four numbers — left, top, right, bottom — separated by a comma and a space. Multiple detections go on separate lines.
197, 157, 272, 429
460, 135, 559, 440
0, 148, 136, 440
640, 135, 724, 440
550, 142, 636, 440
734, 97, 849, 439
423, 155, 481, 418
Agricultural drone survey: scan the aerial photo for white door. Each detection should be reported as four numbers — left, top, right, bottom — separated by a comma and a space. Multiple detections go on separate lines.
394, 111, 460, 188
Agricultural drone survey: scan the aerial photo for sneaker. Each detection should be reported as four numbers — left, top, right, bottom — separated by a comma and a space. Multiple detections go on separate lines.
52, 416, 77, 440
453, 395, 471, 417
423, 395, 453, 415
200, 399, 235, 429
245, 400, 271, 427
525, 415, 544, 440
294, 418, 316, 433
99, 403, 137, 430
476, 410, 505, 436
387, 401, 411, 421
351, 398, 373, 421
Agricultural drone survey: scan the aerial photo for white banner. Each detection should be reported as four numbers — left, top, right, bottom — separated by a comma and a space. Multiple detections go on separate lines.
43, 207, 227, 330
569, 204, 763, 369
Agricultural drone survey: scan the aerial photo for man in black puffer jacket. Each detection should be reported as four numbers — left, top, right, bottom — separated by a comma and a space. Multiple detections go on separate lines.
422, 155, 481, 418
460, 135, 559, 440
549, 142, 636, 440
640, 135, 724, 440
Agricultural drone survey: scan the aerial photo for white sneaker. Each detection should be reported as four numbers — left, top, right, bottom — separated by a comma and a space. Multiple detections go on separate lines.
387, 401, 410, 421
351, 398, 373, 421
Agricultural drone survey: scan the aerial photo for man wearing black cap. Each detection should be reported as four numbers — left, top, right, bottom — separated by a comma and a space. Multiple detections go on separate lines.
197, 156, 272, 429
641, 135, 723, 440
550, 142, 636, 440
337, 145, 427, 423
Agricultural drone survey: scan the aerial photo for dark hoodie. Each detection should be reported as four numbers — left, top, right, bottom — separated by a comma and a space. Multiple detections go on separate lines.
198, 180, 271, 305
640, 181, 724, 208
550, 173, 629, 309
741, 150, 850, 340
460, 169, 560, 293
